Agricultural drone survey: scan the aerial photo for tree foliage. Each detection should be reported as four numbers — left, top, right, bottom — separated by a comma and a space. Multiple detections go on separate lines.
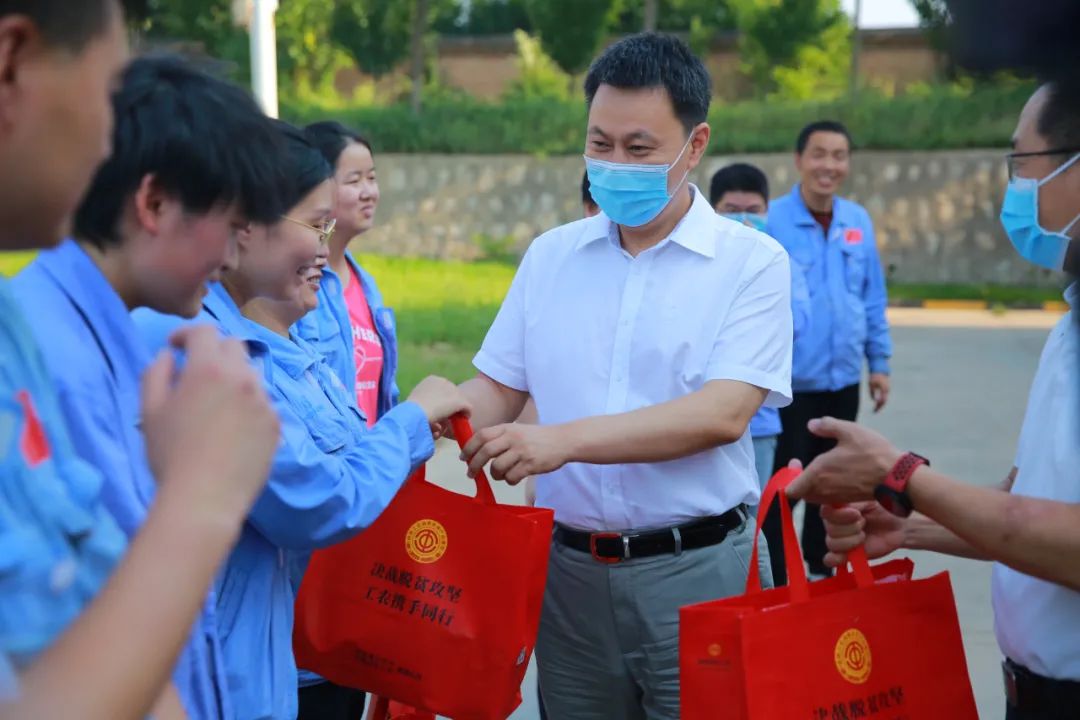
730, 0, 852, 99
523, 0, 613, 76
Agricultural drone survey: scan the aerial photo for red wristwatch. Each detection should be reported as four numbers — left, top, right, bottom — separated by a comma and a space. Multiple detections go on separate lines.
874, 452, 929, 518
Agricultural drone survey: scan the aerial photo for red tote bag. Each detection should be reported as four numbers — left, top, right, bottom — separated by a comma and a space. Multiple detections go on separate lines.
294, 416, 555, 719
681, 468, 978, 720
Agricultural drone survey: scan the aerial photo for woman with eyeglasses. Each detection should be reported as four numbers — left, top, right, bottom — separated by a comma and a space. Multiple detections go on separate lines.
135, 121, 471, 720
289, 124, 391, 718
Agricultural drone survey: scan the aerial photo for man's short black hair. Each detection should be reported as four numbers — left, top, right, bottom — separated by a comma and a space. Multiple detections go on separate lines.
584, 32, 711, 133
709, 163, 770, 207
303, 120, 372, 170
1038, 78, 1080, 152
796, 120, 853, 155
75, 55, 290, 249
581, 171, 596, 208
275, 120, 333, 211
1, 0, 140, 53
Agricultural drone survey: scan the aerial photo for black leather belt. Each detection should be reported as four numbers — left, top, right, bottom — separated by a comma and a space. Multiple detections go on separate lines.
553, 506, 747, 564
1003, 658, 1080, 716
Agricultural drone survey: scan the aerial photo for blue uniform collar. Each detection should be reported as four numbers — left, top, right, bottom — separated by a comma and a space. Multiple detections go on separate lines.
35, 239, 150, 380
203, 282, 319, 381
1066, 282, 1078, 308
787, 183, 854, 230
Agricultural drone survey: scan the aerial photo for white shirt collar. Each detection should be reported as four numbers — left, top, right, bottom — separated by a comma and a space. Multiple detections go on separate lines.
576, 184, 717, 259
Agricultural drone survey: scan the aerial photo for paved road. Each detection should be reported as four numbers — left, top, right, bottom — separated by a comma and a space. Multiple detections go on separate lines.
425, 308, 1065, 720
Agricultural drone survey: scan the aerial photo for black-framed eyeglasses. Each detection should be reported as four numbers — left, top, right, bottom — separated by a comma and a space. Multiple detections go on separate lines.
282, 216, 336, 245
1006, 147, 1080, 180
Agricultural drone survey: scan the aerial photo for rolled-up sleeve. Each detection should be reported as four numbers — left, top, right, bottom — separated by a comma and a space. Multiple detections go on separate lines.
705, 249, 793, 408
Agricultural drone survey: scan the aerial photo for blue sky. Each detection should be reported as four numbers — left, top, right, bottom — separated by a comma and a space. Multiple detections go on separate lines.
841, 0, 920, 28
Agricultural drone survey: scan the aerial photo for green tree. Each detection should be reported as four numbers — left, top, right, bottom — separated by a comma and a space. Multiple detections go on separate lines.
273, 0, 352, 91
731, 0, 851, 99
434, 0, 532, 35
524, 0, 612, 88
606, 0, 736, 36
145, 0, 349, 90
140, 0, 250, 77
910, 0, 952, 76
330, 0, 412, 79
503, 29, 571, 102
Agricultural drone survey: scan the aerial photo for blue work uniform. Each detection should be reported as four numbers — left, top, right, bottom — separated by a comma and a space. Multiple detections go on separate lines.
12, 240, 230, 719
766, 184, 892, 391
134, 282, 433, 720
0, 276, 126, 700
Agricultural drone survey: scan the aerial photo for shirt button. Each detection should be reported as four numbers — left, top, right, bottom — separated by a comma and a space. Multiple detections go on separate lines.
50, 558, 78, 594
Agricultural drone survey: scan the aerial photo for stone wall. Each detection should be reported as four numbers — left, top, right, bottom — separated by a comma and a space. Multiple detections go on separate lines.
354, 150, 1060, 286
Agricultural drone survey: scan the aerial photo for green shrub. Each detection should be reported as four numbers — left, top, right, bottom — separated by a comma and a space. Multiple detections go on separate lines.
282, 81, 1034, 155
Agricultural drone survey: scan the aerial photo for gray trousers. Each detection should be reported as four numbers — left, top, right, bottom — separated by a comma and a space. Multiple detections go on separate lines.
536, 517, 772, 720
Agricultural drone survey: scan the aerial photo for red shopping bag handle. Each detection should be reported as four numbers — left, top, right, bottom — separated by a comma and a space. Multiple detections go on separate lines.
747, 468, 809, 601
409, 415, 497, 505
745, 468, 874, 601
450, 414, 497, 505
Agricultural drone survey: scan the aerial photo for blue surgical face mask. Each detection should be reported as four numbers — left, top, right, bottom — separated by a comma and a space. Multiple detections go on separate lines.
1000, 152, 1080, 270
722, 212, 768, 233
583, 135, 693, 228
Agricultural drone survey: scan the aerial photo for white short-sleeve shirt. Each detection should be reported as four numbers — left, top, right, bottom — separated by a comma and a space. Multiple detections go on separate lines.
991, 284, 1080, 680
474, 186, 793, 530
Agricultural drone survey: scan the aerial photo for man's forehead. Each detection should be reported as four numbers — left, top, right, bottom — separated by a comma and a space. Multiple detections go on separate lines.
805, 131, 849, 150
1013, 88, 1049, 151
587, 84, 682, 135
718, 190, 766, 205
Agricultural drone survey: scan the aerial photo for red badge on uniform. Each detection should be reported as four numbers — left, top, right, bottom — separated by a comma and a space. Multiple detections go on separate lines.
16, 390, 51, 466
844, 228, 864, 245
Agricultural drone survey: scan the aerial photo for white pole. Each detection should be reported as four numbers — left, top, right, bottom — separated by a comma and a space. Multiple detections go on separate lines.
250, 0, 279, 118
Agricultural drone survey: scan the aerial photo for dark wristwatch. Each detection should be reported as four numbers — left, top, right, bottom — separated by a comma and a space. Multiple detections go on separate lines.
874, 452, 929, 518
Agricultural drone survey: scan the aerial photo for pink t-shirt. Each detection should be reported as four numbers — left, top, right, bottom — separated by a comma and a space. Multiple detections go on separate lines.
343, 267, 384, 427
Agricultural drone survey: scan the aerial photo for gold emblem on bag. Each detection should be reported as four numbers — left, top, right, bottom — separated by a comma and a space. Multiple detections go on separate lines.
405, 519, 448, 564
835, 628, 872, 684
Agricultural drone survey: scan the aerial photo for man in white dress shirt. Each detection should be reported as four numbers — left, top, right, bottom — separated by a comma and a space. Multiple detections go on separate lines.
459, 33, 793, 719
788, 77, 1080, 720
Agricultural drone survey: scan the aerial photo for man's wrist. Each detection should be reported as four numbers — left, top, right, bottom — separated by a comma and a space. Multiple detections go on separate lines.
153, 482, 248, 546
552, 421, 582, 465
905, 464, 935, 513
874, 447, 905, 485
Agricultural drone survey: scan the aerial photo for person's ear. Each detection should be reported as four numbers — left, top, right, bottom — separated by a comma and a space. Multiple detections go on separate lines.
132, 174, 169, 237
0, 16, 39, 136
686, 122, 711, 172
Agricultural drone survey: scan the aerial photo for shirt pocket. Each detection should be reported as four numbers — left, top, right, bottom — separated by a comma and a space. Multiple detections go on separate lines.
840, 242, 866, 295
278, 376, 353, 455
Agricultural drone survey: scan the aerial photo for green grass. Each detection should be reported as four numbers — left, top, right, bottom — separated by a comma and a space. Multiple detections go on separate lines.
888, 283, 1064, 305
353, 255, 512, 392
